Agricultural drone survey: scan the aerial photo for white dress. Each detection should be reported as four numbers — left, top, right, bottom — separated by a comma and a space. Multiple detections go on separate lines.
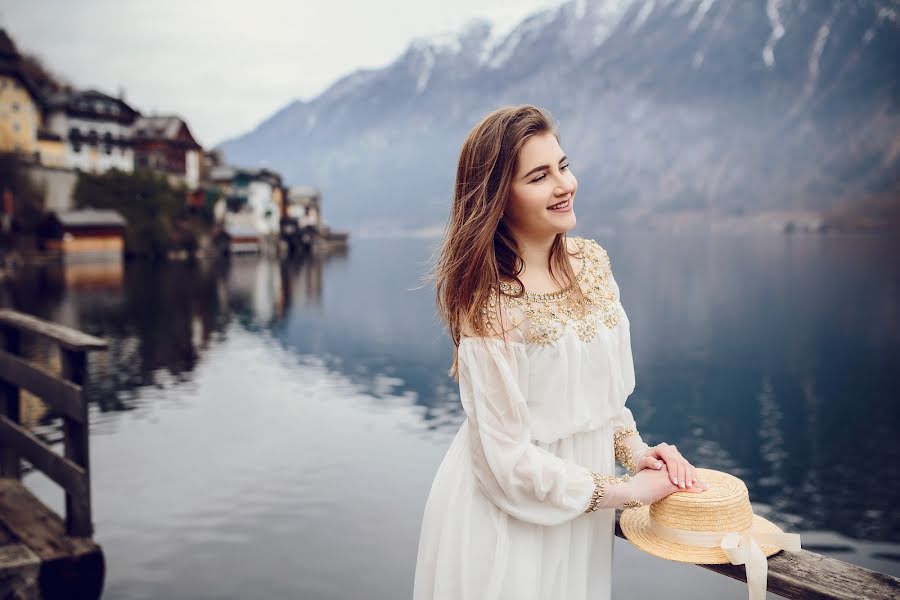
413, 237, 649, 600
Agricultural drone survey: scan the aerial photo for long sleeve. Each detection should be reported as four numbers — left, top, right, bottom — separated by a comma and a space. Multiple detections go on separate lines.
456, 336, 597, 526
604, 248, 652, 475
610, 404, 652, 475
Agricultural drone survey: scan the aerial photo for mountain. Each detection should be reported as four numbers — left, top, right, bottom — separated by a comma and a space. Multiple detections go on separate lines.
218, 0, 900, 233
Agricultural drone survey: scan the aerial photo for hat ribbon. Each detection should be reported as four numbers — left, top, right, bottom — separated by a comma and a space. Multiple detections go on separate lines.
647, 519, 801, 600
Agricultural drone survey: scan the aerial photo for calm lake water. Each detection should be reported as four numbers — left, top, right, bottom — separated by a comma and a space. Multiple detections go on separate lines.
2, 231, 898, 599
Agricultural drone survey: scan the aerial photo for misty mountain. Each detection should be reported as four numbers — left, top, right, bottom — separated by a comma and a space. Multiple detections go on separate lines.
219, 0, 900, 233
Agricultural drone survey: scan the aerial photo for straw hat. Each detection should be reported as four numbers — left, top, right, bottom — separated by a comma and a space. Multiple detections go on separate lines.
620, 468, 800, 564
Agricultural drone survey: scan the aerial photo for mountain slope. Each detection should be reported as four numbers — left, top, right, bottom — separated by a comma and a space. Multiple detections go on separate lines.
219, 0, 900, 232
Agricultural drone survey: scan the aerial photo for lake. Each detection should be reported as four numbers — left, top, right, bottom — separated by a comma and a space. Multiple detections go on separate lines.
2, 231, 898, 599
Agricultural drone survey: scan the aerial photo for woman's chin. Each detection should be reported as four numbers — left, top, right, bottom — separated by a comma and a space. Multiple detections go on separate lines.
551, 211, 576, 233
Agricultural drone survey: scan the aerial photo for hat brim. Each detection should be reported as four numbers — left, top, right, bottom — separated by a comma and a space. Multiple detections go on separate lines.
620, 508, 786, 565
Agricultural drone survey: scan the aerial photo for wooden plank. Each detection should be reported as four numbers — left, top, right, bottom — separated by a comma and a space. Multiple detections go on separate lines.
0, 480, 99, 560
0, 479, 104, 600
0, 542, 41, 599
0, 519, 18, 546
0, 417, 87, 501
615, 510, 900, 600
61, 349, 92, 537
0, 328, 21, 480
0, 311, 107, 352
0, 542, 41, 573
0, 351, 83, 423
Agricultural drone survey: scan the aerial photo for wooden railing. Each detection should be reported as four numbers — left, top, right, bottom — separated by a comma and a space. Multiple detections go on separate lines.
614, 510, 900, 599
0, 309, 107, 537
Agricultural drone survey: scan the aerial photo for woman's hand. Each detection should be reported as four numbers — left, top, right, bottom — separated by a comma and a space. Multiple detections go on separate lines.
640, 443, 703, 490
626, 464, 709, 506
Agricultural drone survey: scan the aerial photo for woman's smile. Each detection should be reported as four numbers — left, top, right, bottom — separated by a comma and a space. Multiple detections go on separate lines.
547, 197, 572, 212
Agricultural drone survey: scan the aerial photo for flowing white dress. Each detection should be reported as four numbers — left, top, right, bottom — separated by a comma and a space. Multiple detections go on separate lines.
413, 237, 648, 600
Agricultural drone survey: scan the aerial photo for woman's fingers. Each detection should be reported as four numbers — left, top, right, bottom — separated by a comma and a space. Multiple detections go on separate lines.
683, 482, 708, 493
638, 454, 663, 472
655, 444, 679, 486
656, 443, 703, 489
648, 454, 663, 469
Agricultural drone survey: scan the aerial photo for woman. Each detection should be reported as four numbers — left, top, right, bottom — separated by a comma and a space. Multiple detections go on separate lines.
413, 105, 708, 600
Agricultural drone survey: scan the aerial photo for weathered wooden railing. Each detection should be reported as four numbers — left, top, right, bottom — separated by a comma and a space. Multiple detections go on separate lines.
0, 308, 106, 597
614, 510, 900, 599
0, 309, 106, 536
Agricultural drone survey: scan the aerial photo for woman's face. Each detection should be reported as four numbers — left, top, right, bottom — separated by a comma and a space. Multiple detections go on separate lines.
504, 132, 577, 239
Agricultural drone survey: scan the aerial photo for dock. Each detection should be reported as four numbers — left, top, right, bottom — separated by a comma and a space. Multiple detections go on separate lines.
0, 310, 106, 599
614, 509, 900, 599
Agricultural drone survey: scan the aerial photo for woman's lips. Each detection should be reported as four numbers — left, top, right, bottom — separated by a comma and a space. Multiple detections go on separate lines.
548, 198, 572, 212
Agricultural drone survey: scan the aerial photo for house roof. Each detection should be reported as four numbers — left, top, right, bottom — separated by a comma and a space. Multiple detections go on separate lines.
55, 209, 126, 228
288, 185, 321, 200
45, 88, 140, 124
0, 29, 17, 59
0, 29, 42, 101
211, 165, 282, 186
131, 115, 202, 149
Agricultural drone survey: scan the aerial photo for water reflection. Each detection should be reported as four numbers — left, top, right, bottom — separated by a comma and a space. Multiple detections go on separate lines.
0, 233, 898, 580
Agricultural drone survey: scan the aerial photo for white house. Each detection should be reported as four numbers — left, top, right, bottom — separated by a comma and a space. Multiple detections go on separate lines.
211, 165, 283, 253
43, 89, 140, 174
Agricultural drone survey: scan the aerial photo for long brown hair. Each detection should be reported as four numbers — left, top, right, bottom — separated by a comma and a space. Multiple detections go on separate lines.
430, 104, 583, 380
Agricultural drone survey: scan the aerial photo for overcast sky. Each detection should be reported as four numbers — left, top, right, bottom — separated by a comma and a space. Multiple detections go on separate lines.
0, 0, 562, 147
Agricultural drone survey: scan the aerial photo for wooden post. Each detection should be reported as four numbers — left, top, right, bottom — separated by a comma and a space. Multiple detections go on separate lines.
0, 325, 21, 480
60, 348, 92, 537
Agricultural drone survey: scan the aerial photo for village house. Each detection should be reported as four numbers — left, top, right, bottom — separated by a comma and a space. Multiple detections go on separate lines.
131, 115, 202, 190
40, 208, 126, 262
42, 88, 140, 174
286, 185, 321, 229
0, 30, 42, 158
210, 165, 284, 254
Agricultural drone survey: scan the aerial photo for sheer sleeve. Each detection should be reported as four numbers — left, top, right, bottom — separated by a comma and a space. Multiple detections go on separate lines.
457, 336, 600, 525
602, 245, 653, 475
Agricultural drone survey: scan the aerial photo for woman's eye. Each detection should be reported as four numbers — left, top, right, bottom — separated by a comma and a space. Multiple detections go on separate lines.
530, 164, 570, 183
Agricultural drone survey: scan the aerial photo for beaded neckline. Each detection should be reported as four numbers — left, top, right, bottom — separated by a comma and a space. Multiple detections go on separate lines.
498, 237, 588, 302
481, 237, 621, 345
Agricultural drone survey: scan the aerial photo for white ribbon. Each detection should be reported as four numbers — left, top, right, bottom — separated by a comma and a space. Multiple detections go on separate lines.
647, 519, 802, 600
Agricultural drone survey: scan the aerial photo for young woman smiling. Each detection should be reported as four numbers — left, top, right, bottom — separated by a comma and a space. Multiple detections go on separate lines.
414, 105, 707, 600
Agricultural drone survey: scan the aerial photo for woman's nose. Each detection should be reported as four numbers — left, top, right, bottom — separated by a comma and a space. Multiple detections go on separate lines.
555, 177, 575, 195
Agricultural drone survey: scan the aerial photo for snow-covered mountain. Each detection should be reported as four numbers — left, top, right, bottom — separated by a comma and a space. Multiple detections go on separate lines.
219, 0, 900, 232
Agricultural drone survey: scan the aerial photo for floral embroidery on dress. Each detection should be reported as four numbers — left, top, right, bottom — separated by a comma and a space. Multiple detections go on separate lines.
479, 237, 622, 346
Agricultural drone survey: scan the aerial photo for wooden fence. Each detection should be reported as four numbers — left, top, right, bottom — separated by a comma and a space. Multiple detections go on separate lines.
0, 309, 106, 598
